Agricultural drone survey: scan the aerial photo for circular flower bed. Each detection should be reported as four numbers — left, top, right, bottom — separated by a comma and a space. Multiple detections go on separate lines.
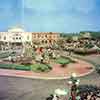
55, 57, 76, 67
31, 63, 52, 72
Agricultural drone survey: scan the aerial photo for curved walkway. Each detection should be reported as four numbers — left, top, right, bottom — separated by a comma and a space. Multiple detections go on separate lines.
0, 58, 94, 79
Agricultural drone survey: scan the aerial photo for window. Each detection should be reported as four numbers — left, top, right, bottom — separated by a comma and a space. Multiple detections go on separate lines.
45, 35, 47, 38
4, 36, 6, 40
38, 34, 40, 38
33, 34, 36, 38
49, 35, 52, 38
15, 34, 19, 36
19, 37, 21, 40
45, 40, 47, 43
16, 37, 18, 39
27, 36, 29, 40
42, 35, 44, 38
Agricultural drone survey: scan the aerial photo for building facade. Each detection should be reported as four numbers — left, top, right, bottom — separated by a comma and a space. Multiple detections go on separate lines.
32, 32, 60, 44
0, 27, 60, 47
0, 27, 32, 45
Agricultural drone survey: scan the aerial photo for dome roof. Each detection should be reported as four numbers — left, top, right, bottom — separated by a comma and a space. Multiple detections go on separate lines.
8, 26, 24, 32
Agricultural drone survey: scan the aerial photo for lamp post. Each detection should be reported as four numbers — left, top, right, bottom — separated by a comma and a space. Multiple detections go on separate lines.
68, 73, 80, 100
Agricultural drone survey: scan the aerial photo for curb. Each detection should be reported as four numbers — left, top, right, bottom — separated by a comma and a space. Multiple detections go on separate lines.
0, 67, 94, 80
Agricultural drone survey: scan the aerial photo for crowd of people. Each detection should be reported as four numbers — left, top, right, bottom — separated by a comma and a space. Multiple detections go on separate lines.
64, 38, 100, 50
46, 92, 100, 100
79, 91, 100, 100
46, 86, 100, 100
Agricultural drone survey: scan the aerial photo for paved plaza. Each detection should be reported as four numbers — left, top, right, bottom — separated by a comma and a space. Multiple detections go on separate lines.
0, 55, 100, 100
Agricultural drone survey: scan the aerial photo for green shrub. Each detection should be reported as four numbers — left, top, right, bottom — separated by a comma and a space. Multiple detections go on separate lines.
74, 48, 97, 55
47, 64, 52, 70
84, 43, 94, 49
0, 52, 10, 58
15, 65, 31, 71
31, 63, 52, 72
0, 64, 31, 71
0, 64, 14, 69
95, 65, 100, 74
55, 57, 74, 67
36, 67, 46, 72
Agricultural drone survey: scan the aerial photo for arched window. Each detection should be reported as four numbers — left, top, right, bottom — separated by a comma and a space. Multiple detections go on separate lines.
49, 40, 52, 43
45, 40, 47, 43
42, 40, 44, 43
4, 36, 6, 40
45, 34, 47, 38
19, 37, 21, 40
27, 36, 29, 40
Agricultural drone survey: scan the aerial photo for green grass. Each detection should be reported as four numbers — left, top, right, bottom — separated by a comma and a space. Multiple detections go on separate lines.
55, 57, 75, 65
31, 63, 52, 72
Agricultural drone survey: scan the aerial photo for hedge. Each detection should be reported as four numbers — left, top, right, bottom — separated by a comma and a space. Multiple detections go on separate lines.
0, 64, 31, 71
95, 65, 100, 74
74, 48, 98, 55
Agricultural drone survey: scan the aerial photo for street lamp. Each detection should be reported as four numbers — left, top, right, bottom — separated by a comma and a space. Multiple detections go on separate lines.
68, 73, 80, 100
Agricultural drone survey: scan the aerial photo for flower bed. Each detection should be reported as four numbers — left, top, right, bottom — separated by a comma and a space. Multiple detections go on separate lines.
31, 63, 52, 72
55, 57, 75, 67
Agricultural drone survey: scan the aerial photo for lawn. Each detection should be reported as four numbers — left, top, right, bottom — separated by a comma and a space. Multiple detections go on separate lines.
0, 63, 31, 71
55, 56, 75, 64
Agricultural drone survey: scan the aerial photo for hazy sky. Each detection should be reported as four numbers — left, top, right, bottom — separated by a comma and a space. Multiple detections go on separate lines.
0, 0, 100, 32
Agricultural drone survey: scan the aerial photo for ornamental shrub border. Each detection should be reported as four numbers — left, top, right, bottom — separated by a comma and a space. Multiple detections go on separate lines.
31, 63, 52, 72
95, 65, 100, 74
0, 64, 31, 71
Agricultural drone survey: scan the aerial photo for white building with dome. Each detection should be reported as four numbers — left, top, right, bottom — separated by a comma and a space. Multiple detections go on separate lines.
0, 27, 60, 50
0, 27, 32, 45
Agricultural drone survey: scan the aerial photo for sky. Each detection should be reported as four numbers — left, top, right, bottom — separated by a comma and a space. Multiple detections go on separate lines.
0, 0, 100, 33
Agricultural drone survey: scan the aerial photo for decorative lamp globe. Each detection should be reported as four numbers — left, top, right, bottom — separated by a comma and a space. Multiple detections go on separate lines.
75, 81, 79, 85
77, 79, 80, 83
68, 81, 72, 85
72, 73, 77, 77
